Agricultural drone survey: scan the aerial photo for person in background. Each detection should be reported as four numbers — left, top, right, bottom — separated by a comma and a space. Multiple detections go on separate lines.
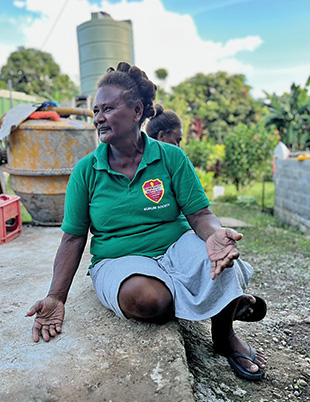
145, 104, 183, 147
27, 62, 266, 381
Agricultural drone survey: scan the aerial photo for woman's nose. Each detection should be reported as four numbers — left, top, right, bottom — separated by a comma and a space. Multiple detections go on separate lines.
94, 110, 106, 124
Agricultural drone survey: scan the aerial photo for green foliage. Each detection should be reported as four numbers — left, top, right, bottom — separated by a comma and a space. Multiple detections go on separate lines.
195, 168, 214, 192
182, 138, 225, 172
264, 77, 310, 150
182, 138, 211, 169
167, 71, 264, 143
207, 143, 225, 176
224, 122, 278, 190
215, 194, 238, 203
155, 68, 168, 81
0, 47, 78, 102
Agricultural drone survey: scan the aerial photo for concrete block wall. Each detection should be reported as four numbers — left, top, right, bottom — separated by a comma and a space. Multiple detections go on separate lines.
274, 159, 310, 234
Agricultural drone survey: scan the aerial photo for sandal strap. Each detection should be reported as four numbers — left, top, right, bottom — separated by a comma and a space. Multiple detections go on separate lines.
231, 346, 256, 363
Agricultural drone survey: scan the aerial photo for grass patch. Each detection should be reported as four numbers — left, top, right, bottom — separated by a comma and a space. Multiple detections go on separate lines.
206, 181, 275, 209
211, 201, 310, 258
210, 201, 276, 227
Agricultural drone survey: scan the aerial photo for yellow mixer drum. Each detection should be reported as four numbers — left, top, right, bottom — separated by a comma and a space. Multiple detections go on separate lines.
3, 108, 98, 225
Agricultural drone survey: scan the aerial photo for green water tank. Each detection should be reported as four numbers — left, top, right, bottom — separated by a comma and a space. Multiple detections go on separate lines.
77, 12, 135, 97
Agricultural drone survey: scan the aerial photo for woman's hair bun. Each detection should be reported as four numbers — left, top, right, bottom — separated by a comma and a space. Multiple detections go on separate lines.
148, 104, 163, 121
154, 104, 164, 116
128, 66, 143, 81
116, 62, 131, 73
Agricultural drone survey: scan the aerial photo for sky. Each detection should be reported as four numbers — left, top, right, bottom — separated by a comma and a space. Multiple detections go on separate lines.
0, 0, 310, 98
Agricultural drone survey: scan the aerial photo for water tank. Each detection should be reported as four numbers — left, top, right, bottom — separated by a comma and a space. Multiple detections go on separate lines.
77, 12, 135, 97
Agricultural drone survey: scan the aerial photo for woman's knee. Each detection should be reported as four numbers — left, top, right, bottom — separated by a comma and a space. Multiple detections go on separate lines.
118, 275, 173, 319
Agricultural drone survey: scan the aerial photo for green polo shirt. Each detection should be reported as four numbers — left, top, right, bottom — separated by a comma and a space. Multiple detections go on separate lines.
61, 132, 210, 268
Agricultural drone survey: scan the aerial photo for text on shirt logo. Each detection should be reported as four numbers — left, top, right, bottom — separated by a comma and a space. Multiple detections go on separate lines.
144, 203, 170, 211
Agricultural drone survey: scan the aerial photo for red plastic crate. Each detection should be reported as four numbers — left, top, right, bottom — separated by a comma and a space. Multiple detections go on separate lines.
0, 194, 22, 244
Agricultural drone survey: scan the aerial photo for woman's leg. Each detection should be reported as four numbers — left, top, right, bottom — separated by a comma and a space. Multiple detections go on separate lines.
211, 297, 266, 374
118, 274, 175, 324
91, 256, 175, 321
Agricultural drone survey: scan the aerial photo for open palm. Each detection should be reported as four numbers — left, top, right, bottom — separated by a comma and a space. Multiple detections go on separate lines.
206, 228, 243, 280
27, 296, 65, 342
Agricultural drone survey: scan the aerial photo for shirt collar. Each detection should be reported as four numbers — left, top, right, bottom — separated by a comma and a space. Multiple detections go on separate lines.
93, 131, 161, 171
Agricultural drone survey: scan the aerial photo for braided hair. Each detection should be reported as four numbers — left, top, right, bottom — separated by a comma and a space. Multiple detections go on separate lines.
96, 62, 157, 126
146, 104, 182, 139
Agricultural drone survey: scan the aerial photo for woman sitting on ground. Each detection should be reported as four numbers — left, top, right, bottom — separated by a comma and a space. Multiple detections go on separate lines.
27, 62, 267, 381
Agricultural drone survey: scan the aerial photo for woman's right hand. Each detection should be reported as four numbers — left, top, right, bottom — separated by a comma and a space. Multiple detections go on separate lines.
206, 228, 242, 280
26, 296, 65, 342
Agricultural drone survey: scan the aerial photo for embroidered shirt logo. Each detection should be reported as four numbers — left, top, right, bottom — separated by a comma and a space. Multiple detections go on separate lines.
142, 179, 164, 203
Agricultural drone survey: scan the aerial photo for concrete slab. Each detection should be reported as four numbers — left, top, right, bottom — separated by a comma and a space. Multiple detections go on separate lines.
0, 226, 194, 402
219, 217, 251, 228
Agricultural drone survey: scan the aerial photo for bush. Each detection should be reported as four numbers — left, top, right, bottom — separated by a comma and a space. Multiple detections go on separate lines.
182, 138, 210, 169
224, 122, 278, 190
182, 138, 225, 173
216, 194, 238, 203
195, 168, 214, 192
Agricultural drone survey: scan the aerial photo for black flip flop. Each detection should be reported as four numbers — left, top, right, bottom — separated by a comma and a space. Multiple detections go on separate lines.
234, 295, 267, 322
227, 346, 263, 381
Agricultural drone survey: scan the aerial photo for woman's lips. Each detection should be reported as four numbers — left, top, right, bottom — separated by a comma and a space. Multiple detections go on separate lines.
98, 127, 111, 135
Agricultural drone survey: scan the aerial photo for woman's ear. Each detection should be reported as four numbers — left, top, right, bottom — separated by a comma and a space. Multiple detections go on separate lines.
134, 100, 144, 122
157, 130, 166, 141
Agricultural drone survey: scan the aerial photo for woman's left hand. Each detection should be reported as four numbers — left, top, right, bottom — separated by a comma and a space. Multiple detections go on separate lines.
206, 228, 243, 280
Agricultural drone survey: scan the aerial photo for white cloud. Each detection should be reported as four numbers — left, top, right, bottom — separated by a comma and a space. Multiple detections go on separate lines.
220, 36, 263, 58
2, 0, 263, 93
248, 64, 310, 98
18, 0, 92, 84
0, 43, 16, 69
191, 0, 251, 15
13, 1, 26, 8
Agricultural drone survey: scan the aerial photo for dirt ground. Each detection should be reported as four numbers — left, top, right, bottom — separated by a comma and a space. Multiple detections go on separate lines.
178, 250, 310, 401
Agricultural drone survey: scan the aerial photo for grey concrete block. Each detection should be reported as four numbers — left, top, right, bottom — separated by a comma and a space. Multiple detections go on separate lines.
0, 226, 195, 402
274, 159, 310, 234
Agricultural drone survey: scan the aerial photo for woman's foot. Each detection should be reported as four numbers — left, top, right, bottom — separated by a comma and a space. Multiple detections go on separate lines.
211, 297, 266, 380
214, 332, 266, 379
234, 294, 267, 322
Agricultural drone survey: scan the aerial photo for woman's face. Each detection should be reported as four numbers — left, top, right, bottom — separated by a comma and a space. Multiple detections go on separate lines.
93, 85, 141, 145
159, 127, 183, 147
